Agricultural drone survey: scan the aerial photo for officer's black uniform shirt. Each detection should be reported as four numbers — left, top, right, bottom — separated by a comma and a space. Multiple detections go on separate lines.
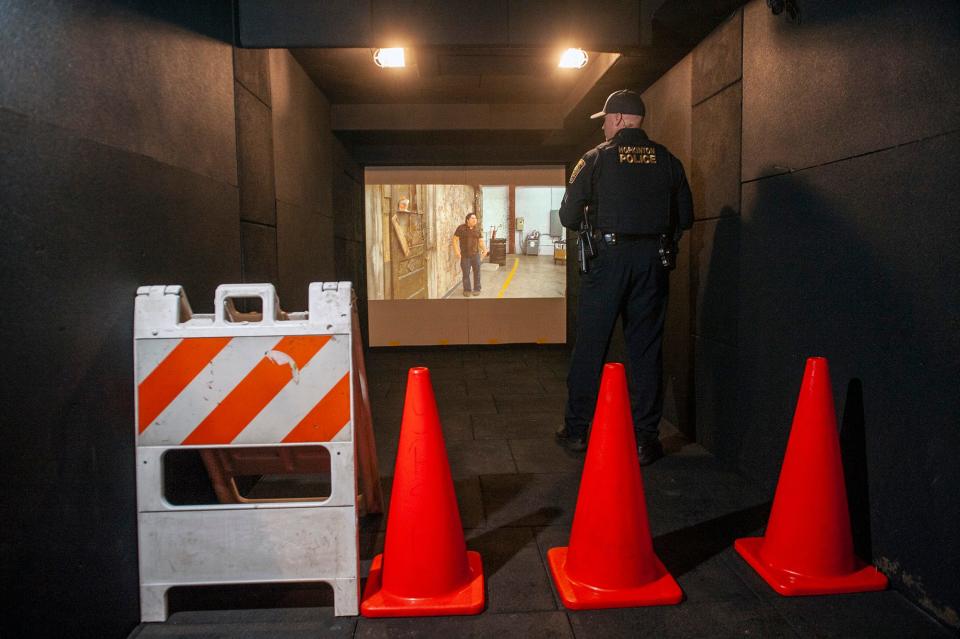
559, 128, 693, 237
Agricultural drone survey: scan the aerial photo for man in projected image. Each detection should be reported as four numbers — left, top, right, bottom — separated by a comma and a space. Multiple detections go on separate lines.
555, 89, 693, 466
453, 212, 488, 297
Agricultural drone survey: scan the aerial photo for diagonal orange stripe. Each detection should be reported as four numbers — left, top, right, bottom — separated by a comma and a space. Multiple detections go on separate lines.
282, 373, 352, 443
138, 337, 232, 433
181, 335, 331, 445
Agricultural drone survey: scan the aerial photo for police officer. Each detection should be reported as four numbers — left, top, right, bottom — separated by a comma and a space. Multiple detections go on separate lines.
555, 89, 693, 465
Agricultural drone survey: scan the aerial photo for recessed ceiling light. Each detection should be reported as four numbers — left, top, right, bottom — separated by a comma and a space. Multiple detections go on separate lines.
374, 48, 405, 68
558, 48, 588, 69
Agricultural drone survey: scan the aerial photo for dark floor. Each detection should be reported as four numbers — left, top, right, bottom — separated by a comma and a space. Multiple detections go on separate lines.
130, 346, 952, 639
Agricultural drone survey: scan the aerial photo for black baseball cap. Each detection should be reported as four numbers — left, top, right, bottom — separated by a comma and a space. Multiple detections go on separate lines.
590, 89, 646, 119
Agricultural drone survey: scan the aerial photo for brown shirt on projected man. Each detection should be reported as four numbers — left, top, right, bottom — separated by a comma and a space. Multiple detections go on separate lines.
454, 224, 482, 257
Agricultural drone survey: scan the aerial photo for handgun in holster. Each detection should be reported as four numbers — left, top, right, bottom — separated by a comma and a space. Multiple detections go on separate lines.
659, 156, 682, 271
577, 205, 596, 274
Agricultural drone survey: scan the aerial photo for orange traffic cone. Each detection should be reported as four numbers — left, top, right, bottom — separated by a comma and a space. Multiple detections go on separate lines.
547, 363, 682, 609
735, 357, 888, 595
360, 367, 484, 617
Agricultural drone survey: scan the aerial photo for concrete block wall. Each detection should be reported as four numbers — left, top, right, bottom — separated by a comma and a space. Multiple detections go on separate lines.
0, 2, 353, 636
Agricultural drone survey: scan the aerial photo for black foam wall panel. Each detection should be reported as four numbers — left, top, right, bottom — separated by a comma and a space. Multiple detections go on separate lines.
738, 131, 960, 621
742, 0, 960, 181
0, 2, 241, 636
0, 110, 241, 638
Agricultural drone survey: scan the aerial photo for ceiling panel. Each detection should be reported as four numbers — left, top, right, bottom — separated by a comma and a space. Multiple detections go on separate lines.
283, 0, 748, 163
293, 47, 599, 105
437, 53, 545, 76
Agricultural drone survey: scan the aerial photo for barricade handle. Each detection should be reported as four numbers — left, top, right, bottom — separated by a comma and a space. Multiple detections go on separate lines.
214, 283, 280, 325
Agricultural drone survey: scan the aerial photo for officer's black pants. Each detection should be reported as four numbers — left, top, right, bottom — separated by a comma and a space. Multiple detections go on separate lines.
565, 237, 668, 443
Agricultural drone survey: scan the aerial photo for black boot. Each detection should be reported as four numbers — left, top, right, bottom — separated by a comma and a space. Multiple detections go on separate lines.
555, 425, 587, 453
637, 438, 664, 466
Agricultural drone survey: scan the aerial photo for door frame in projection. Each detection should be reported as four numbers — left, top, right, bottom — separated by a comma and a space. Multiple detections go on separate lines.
388, 185, 427, 299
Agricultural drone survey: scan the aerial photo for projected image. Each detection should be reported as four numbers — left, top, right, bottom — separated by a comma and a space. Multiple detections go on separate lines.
365, 184, 568, 300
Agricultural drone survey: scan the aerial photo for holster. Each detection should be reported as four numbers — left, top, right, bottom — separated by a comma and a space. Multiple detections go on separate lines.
658, 234, 678, 271
577, 220, 595, 274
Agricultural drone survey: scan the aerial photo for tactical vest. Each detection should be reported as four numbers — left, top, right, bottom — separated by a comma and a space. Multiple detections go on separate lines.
593, 130, 674, 235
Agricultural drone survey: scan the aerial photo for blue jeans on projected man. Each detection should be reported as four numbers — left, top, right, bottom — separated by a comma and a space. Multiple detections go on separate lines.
461, 254, 481, 293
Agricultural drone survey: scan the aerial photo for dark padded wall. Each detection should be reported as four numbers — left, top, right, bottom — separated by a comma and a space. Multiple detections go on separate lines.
738, 0, 958, 627
271, 50, 337, 311
629, 10, 744, 442
0, 2, 237, 637
689, 11, 742, 453
234, 48, 279, 287
741, 0, 959, 183
642, 0, 959, 627
0, 109, 241, 639
635, 53, 694, 437
332, 138, 367, 339
738, 0, 960, 625
0, 2, 353, 636
738, 131, 960, 628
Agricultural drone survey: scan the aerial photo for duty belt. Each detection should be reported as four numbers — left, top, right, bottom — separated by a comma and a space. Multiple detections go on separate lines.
591, 231, 658, 246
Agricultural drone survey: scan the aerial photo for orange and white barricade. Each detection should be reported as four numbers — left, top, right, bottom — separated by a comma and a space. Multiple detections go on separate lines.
134, 282, 359, 620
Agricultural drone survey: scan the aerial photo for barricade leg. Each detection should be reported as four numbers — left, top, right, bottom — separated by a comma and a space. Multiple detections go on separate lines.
332, 579, 360, 616
140, 585, 168, 622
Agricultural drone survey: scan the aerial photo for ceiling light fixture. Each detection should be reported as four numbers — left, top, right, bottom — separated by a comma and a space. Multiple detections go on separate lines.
373, 48, 405, 68
558, 48, 588, 69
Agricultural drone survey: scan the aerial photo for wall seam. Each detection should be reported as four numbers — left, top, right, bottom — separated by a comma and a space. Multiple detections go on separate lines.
741, 128, 960, 185
240, 219, 277, 230
267, 53, 279, 289
274, 195, 332, 215
692, 77, 743, 110
692, 213, 740, 223
0, 106, 241, 190
736, 3, 744, 358
232, 50, 246, 282
235, 77, 272, 111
